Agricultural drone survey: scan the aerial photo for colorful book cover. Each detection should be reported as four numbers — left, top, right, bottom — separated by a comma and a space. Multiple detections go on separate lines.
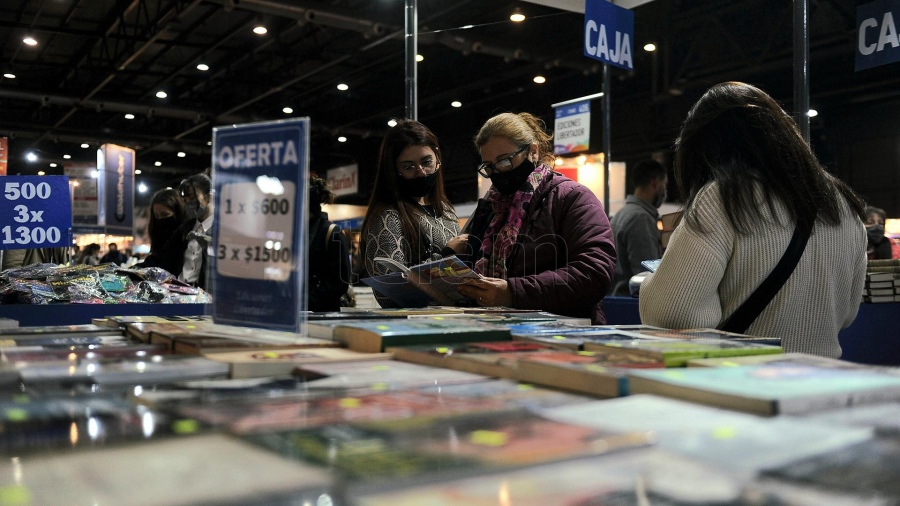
627, 364, 900, 415
293, 359, 492, 392
516, 350, 664, 398
331, 320, 511, 353
584, 337, 782, 366
389, 341, 559, 379
202, 347, 392, 378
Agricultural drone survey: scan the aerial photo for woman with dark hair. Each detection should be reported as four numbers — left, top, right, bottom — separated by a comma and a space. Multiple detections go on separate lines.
361, 119, 459, 307
640, 82, 867, 358
308, 174, 351, 311
864, 206, 900, 260
147, 188, 186, 254
452, 112, 616, 323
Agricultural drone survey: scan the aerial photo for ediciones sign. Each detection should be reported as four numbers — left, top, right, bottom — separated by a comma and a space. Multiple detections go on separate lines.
584, 0, 634, 71
211, 118, 310, 333
857, 0, 900, 71
554, 100, 591, 155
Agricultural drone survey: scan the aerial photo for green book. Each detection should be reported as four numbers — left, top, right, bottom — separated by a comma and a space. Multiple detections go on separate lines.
331, 320, 511, 353
584, 337, 782, 367
627, 364, 900, 416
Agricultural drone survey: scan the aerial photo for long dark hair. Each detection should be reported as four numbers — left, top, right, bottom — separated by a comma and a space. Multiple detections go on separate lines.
675, 82, 865, 235
361, 119, 452, 262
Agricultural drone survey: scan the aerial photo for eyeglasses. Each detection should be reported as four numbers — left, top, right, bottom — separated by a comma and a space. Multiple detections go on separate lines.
397, 156, 440, 177
477, 145, 528, 177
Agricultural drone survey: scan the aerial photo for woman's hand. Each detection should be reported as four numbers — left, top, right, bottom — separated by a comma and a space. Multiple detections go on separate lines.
458, 277, 512, 307
444, 234, 470, 255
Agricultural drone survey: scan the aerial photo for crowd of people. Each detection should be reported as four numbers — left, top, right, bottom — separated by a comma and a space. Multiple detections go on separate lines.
6, 81, 893, 359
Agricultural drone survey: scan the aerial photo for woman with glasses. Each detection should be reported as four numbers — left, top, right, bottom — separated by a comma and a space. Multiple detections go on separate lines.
361, 119, 460, 307
452, 112, 617, 323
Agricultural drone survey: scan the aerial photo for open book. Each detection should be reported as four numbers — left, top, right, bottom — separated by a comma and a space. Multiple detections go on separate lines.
362, 255, 482, 307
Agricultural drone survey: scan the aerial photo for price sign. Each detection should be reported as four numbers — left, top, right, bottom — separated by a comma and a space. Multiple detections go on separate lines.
211, 119, 309, 333
0, 176, 72, 251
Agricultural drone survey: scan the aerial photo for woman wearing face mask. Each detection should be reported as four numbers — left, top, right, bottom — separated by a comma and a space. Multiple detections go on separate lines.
135, 188, 187, 269
361, 119, 459, 308
452, 112, 617, 323
153, 173, 214, 288
865, 206, 900, 260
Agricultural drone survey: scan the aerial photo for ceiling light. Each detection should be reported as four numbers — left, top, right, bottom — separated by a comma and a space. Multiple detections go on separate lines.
135, 169, 142, 174
807, 109, 818, 118
138, 183, 148, 194
80, 143, 89, 149
25, 152, 37, 162
337, 83, 349, 91
50, 163, 57, 168
90, 170, 99, 178
253, 26, 267, 35
533, 75, 546, 84
338, 136, 347, 143
37, 171, 45, 176
63, 154, 71, 159
387, 119, 398, 127
72, 181, 79, 187
510, 12, 526, 22
643, 43, 657, 52
282, 107, 293, 114
451, 101, 462, 108
3, 73, 14, 79
23, 37, 37, 46
415, 54, 424, 62
124, 113, 135, 120
156, 91, 167, 99
154, 161, 162, 166
177, 152, 186, 158
196, 63, 209, 71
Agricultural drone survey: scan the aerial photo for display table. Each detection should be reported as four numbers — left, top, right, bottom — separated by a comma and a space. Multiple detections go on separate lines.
0, 303, 211, 327
603, 296, 899, 366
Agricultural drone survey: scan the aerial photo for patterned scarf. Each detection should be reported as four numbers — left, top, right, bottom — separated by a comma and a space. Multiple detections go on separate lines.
475, 163, 553, 279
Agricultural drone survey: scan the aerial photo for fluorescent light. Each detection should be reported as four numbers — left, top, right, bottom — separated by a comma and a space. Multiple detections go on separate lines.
643, 43, 657, 52
156, 91, 167, 98
196, 63, 209, 71
154, 161, 162, 166
253, 26, 267, 35
415, 54, 424, 62
177, 152, 186, 158
282, 107, 293, 114
25, 152, 37, 162
807, 109, 818, 118
451, 101, 462, 108
510, 13, 526, 22
23, 37, 37, 46
80, 143, 89, 149
3, 73, 14, 79
50, 163, 57, 168
387, 119, 398, 127
337, 83, 349, 91
63, 154, 71, 159
338, 136, 347, 143
533, 75, 546, 84
124, 113, 135, 119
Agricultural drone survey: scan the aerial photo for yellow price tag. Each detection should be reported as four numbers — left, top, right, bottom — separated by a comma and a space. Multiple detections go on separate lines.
339, 398, 361, 409
469, 430, 507, 447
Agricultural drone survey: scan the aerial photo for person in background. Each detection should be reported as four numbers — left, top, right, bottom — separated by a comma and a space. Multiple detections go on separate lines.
865, 206, 900, 260
137, 188, 187, 269
608, 159, 668, 296
308, 174, 351, 312
156, 173, 214, 288
99, 242, 128, 265
452, 112, 616, 323
77, 243, 102, 266
361, 119, 460, 307
639, 82, 867, 358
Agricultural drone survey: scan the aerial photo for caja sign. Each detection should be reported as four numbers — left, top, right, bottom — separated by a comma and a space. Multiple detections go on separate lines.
857, 0, 900, 71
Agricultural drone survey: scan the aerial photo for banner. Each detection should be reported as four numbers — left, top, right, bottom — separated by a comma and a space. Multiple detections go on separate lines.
326, 163, 358, 196
554, 100, 591, 155
0, 137, 7, 176
96, 144, 135, 234
584, 0, 634, 70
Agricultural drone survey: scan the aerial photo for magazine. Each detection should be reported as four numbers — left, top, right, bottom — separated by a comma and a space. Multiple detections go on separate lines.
362, 255, 482, 307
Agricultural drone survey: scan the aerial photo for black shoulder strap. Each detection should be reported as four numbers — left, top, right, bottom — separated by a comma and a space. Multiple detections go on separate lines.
718, 217, 815, 334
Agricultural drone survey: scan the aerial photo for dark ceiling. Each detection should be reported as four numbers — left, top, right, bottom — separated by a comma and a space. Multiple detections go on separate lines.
0, 0, 894, 206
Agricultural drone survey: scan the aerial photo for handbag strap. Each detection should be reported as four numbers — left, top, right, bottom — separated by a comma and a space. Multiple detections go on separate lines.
718, 216, 815, 334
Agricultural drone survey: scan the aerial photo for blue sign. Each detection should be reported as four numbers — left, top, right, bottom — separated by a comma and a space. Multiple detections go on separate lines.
0, 176, 72, 251
856, 0, 900, 71
584, 0, 634, 71
96, 144, 135, 234
211, 118, 310, 333
554, 100, 592, 154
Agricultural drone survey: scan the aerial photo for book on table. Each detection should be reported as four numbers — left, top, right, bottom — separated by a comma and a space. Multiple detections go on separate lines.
686, 351, 899, 369
387, 341, 562, 379
539, 394, 872, 472
513, 327, 671, 351
583, 336, 782, 367
202, 347, 393, 379
17, 355, 230, 386
361, 255, 482, 307
292, 359, 493, 392
626, 363, 900, 416
515, 350, 665, 398
329, 319, 511, 353
0, 324, 124, 338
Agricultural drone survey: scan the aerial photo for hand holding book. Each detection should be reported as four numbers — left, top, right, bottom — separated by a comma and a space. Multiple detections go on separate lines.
458, 277, 513, 307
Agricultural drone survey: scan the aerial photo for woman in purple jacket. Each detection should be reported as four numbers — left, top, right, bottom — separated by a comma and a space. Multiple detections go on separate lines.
453, 112, 617, 323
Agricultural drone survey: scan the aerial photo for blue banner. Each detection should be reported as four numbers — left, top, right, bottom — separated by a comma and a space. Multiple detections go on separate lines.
0, 176, 72, 251
584, 0, 634, 71
856, 0, 900, 71
97, 144, 134, 234
211, 118, 310, 333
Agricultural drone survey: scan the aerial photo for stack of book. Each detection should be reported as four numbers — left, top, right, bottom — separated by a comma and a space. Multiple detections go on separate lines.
863, 261, 900, 303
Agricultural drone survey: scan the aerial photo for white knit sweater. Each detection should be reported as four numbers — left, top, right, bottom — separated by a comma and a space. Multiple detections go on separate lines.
639, 182, 867, 358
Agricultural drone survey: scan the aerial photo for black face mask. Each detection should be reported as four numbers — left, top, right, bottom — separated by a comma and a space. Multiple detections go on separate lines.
867, 225, 885, 245
489, 158, 535, 196
185, 201, 207, 220
150, 217, 180, 249
397, 172, 438, 199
